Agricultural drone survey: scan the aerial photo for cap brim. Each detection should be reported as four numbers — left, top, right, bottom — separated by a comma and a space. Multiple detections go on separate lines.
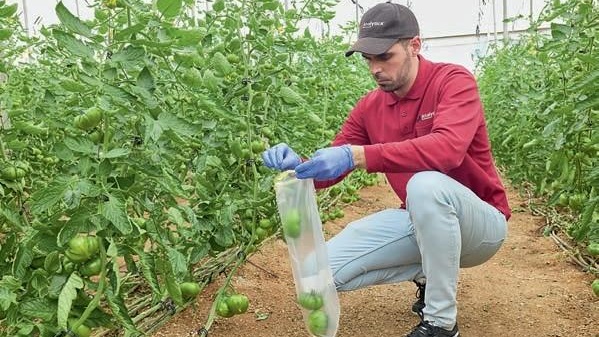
345, 37, 398, 57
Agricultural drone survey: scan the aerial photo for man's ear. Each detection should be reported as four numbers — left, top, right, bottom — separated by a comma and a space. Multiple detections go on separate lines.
410, 37, 422, 56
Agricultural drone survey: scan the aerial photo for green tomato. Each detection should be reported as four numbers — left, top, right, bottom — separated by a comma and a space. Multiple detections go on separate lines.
1, 166, 25, 180
254, 227, 269, 241
68, 318, 91, 337
282, 209, 301, 239
307, 309, 328, 336
226, 54, 240, 64
74, 107, 103, 130
250, 140, 266, 154
593, 279, 599, 297
298, 291, 324, 310
180, 282, 202, 299
216, 297, 234, 318
66, 235, 100, 263
259, 218, 272, 229
226, 294, 249, 315
79, 258, 102, 277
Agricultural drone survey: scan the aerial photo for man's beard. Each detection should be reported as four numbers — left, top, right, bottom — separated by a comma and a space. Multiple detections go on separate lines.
375, 58, 412, 93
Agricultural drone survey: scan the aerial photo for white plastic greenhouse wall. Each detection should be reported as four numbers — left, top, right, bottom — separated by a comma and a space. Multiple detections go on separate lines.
7, 0, 550, 71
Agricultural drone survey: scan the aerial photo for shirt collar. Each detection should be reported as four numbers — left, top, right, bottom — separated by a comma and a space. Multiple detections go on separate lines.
382, 54, 432, 105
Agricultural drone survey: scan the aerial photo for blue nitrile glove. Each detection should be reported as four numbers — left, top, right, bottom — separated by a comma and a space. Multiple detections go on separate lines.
261, 143, 301, 171
295, 145, 354, 180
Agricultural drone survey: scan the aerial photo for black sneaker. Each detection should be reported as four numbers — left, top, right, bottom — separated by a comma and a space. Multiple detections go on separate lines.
411, 280, 426, 319
405, 320, 460, 337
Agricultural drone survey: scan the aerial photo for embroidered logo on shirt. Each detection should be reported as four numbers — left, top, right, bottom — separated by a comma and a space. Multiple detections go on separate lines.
420, 111, 435, 121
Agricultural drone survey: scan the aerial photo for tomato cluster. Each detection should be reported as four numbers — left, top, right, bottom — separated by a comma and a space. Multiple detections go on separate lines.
297, 291, 328, 335
215, 293, 249, 318
73, 107, 103, 131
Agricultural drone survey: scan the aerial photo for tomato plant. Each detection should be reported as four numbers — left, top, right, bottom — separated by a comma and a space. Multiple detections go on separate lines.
0, 0, 376, 335
478, 0, 598, 244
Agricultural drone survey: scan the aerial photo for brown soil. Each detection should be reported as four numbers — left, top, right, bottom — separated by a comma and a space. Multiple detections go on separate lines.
152, 178, 598, 337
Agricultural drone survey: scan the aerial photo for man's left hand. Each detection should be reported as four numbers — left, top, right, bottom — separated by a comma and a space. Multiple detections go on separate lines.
295, 145, 355, 180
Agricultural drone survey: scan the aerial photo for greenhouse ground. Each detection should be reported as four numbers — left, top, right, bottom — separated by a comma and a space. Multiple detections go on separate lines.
153, 177, 598, 337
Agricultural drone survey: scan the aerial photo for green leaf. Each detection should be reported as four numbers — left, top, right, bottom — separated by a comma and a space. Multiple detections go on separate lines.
132, 247, 162, 298
0, 287, 17, 311
110, 45, 145, 63
0, 28, 12, 41
57, 273, 84, 328
145, 117, 164, 141
20, 298, 57, 321
105, 287, 141, 334
159, 256, 183, 305
102, 148, 130, 159
0, 3, 17, 18
156, 0, 182, 18
158, 112, 197, 137
129, 85, 158, 109
44, 251, 61, 274
167, 207, 184, 226
30, 176, 73, 214
58, 212, 92, 246
100, 194, 132, 234
166, 246, 187, 281
542, 118, 560, 137
55, 1, 92, 38
52, 30, 94, 60
0, 208, 23, 231
12, 245, 34, 279
572, 69, 599, 91
102, 83, 135, 103
550, 22, 571, 40
137, 66, 155, 92
64, 137, 96, 154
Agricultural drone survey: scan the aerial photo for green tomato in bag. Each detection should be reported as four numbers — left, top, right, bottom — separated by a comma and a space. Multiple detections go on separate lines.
308, 309, 328, 336
298, 291, 324, 310
282, 209, 301, 238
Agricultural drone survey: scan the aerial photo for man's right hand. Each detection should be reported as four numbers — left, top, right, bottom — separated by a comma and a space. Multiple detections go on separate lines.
261, 143, 301, 171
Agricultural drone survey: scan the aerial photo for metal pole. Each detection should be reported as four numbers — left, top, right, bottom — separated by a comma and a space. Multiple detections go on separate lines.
21, 0, 29, 36
530, 0, 534, 24
355, 0, 359, 35
502, 0, 508, 43
492, 0, 498, 42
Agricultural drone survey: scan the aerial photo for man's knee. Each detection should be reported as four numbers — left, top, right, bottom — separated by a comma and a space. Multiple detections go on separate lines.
406, 171, 447, 200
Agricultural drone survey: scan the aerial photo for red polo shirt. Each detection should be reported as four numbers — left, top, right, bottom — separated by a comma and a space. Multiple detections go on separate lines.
315, 55, 511, 220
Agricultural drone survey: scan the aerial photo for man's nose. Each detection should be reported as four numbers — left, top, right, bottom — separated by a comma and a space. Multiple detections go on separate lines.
369, 61, 382, 76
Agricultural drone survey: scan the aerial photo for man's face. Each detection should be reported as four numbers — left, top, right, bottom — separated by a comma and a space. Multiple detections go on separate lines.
361, 38, 421, 96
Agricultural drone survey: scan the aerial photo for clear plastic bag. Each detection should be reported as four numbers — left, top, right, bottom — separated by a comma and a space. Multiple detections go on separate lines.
274, 171, 340, 337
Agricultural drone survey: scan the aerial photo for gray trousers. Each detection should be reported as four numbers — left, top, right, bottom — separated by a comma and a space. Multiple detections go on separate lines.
326, 171, 507, 329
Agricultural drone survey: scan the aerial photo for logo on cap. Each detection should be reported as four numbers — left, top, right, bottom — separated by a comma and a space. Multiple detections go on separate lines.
362, 21, 385, 29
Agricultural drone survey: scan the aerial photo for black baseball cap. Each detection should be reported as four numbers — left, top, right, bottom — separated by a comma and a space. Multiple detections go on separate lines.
345, 2, 419, 57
